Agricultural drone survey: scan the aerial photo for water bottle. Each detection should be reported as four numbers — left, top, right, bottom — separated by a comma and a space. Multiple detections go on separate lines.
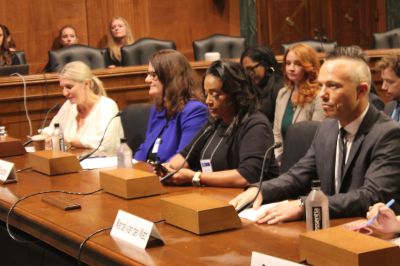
52, 123, 65, 151
117, 138, 133, 168
305, 180, 330, 231
0, 126, 7, 139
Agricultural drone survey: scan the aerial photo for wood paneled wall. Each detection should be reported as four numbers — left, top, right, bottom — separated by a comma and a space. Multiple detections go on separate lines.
1, 0, 240, 74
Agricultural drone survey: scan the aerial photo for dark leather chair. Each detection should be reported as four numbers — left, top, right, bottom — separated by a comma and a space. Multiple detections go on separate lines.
281, 40, 337, 54
13, 51, 27, 64
45, 44, 107, 72
372, 28, 400, 49
120, 103, 152, 152
280, 121, 321, 174
121, 38, 176, 66
192, 34, 247, 61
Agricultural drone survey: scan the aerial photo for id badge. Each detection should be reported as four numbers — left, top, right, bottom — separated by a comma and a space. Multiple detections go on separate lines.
200, 159, 213, 172
152, 137, 162, 153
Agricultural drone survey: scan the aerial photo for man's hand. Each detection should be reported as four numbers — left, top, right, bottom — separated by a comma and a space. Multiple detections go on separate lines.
255, 200, 304, 224
229, 187, 261, 211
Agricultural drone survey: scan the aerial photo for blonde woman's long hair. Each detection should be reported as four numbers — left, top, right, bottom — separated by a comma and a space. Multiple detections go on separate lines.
59, 61, 107, 96
107, 16, 134, 63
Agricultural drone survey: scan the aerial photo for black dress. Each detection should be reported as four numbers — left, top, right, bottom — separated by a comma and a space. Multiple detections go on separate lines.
180, 112, 279, 184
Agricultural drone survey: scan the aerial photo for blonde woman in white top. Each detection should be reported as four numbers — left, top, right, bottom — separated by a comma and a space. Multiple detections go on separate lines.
273, 44, 325, 159
43, 61, 123, 152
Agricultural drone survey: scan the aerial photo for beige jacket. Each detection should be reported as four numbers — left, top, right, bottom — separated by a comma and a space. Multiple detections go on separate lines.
273, 86, 325, 158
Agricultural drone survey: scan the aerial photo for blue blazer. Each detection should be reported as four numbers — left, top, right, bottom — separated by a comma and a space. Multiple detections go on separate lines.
134, 100, 208, 163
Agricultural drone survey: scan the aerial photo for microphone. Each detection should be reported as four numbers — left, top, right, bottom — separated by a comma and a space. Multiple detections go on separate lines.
236, 142, 282, 213
79, 111, 122, 162
38, 103, 60, 133
159, 123, 215, 183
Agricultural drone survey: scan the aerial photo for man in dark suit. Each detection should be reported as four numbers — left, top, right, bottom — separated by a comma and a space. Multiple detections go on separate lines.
377, 55, 400, 121
230, 56, 400, 224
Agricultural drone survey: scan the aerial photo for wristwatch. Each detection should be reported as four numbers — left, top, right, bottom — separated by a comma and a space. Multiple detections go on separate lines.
192, 171, 202, 187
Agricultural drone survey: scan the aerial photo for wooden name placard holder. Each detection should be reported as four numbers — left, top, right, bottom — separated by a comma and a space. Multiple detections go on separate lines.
29, 150, 82, 175
160, 193, 241, 235
300, 226, 400, 266
0, 136, 25, 157
99, 168, 164, 199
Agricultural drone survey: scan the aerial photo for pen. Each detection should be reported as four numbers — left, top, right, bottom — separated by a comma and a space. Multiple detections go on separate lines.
366, 198, 395, 226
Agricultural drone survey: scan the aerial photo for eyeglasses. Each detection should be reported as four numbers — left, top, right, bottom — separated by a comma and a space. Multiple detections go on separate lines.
146, 71, 158, 80
245, 63, 261, 74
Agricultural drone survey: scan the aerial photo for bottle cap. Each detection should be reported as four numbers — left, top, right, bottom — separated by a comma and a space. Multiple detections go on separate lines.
120, 138, 127, 143
311, 179, 321, 188
54, 123, 60, 128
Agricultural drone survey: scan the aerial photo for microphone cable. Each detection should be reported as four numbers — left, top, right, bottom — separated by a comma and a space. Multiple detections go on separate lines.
6, 188, 103, 244
39, 103, 60, 133
159, 123, 214, 183
79, 111, 122, 162
236, 142, 282, 213
11, 73, 32, 137
77, 226, 112, 266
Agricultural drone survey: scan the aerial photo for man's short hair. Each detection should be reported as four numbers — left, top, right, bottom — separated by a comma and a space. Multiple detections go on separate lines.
324, 56, 371, 90
377, 55, 400, 78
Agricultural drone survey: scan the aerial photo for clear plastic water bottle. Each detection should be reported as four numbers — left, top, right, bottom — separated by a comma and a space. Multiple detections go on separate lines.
306, 180, 330, 231
52, 123, 65, 151
0, 126, 7, 139
117, 138, 133, 168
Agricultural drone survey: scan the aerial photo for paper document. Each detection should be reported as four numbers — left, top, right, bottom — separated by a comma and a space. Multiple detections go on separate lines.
80, 157, 138, 170
239, 200, 288, 221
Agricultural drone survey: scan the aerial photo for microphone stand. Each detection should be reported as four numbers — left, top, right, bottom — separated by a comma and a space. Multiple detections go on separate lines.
236, 142, 282, 213
79, 111, 122, 162
159, 124, 214, 183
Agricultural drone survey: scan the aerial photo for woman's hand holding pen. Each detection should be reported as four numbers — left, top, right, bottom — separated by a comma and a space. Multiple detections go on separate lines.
366, 201, 400, 234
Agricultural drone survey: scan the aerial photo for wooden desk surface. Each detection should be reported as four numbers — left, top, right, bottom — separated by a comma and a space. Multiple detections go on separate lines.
0, 153, 353, 266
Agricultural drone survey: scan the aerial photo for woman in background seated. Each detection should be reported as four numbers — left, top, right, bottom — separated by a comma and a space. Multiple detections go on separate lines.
134, 49, 208, 163
367, 202, 400, 236
105, 16, 134, 67
42, 61, 123, 152
0, 24, 20, 65
273, 43, 325, 160
1, 24, 16, 51
240, 46, 284, 123
165, 60, 279, 187
53, 25, 79, 49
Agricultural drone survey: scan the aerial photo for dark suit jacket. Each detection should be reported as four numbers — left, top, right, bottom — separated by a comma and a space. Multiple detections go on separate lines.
260, 105, 400, 218
384, 101, 396, 117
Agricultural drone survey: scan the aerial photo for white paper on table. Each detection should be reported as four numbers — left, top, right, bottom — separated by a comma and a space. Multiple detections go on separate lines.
80, 156, 138, 170
390, 236, 400, 246
239, 200, 288, 221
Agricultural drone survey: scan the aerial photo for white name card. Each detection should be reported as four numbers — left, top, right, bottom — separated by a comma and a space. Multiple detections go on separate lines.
110, 209, 164, 249
0, 159, 17, 184
251, 251, 303, 266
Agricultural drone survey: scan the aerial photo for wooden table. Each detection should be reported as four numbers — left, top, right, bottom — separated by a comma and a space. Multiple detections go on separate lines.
0, 152, 354, 265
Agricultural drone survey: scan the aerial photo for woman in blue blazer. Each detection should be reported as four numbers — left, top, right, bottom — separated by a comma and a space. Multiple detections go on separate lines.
134, 49, 208, 163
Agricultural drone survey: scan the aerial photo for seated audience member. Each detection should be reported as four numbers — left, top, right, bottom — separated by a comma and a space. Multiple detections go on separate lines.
165, 60, 279, 187
42, 61, 123, 152
105, 16, 134, 67
1, 24, 16, 51
44, 25, 79, 72
367, 202, 400, 235
0, 24, 20, 65
53, 25, 79, 50
230, 55, 400, 223
327, 45, 384, 110
134, 49, 208, 163
273, 43, 325, 159
377, 55, 400, 121
240, 46, 284, 123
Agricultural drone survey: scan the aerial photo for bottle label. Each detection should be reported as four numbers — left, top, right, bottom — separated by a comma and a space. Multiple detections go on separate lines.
312, 206, 323, 230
